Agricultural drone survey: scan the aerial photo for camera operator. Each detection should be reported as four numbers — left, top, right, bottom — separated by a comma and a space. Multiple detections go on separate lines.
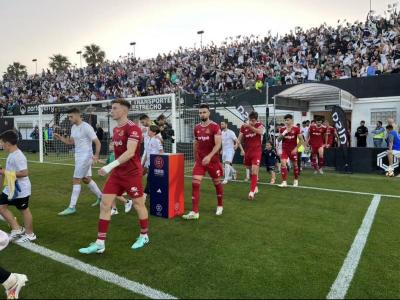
155, 114, 175, 143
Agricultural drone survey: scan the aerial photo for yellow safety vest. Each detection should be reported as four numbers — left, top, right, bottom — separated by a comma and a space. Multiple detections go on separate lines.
297, 137, 304, 153
373, 129, 385, 140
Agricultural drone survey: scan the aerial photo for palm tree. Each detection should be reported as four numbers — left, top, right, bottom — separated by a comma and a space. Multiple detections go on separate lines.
82, 44, 106, 67
49, 54, 71, 73
5, 62, 27, 79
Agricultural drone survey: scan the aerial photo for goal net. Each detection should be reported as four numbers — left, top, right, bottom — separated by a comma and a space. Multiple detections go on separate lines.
37, 94, 197, 169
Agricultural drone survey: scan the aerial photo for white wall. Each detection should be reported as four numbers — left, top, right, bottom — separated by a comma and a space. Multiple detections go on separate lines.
351, 96, 400, 147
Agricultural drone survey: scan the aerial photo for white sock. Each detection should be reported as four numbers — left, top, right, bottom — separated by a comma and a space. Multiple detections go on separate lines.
224, 164, 231, 181
88, 180, 102, 198
140, 233, 148, 238
69, 185, 81, 208
246, 169, 250, 179
230, 165, 236, 178
96, 239, 105, 246
2, 273, 16, 290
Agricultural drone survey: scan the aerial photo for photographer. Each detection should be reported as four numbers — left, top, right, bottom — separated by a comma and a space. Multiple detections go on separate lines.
155, 114, 174, 143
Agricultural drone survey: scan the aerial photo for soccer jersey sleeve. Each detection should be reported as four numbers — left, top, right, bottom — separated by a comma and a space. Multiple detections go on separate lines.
85, 123, 98, 141
213, 123, 222, 136
15, 152, 28, 172
127, 125, 142, 142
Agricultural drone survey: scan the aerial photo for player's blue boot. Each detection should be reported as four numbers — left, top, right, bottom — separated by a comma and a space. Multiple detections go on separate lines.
91, 197, 101, 207
131, 235, 149, 250
79, 242, 105, 254
58, 207, 76, 216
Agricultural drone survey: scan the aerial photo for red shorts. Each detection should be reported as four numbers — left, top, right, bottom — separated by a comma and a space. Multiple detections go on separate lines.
281, 149, 298, 161
244, 151, 262, 167
193, 161, 223, 179
311, 145, 324, 154
103, 173, 143, 199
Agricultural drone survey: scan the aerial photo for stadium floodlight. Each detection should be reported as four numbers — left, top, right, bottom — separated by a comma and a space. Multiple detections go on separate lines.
197, 30, 204, 49
32, 59, 38, 74
76, 51, 82, 68
130, 42, 136, 58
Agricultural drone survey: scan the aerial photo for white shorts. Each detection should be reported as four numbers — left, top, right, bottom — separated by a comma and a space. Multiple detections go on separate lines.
390, 150, 400, 157
222, 149, 235, 163
73, 158, 92, 179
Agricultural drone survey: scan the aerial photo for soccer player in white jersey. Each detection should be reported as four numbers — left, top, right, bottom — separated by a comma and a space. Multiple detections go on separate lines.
54, 108, 103, 216
0, 130, 36, 243
220, 121, 242, 184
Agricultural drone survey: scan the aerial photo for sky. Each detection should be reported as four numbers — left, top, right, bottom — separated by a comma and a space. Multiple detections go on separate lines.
0, 0, 397, 74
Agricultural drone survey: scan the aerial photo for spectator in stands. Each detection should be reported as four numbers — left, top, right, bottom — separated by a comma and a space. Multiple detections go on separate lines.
355, 120, 368, 147
0, 9, 400, 104
371, 121, 385, 148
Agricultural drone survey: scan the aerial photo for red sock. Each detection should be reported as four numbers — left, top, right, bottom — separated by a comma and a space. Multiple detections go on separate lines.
281, 167, 288, 181
250, 174, 258, 192
192, 181, 200, 213
215, 183, 223, 207
293, 164, 300, 179
318, 156, 324, 169
97, 219, 110, 241
139, 219, 148, 235
311, 154, 318, 170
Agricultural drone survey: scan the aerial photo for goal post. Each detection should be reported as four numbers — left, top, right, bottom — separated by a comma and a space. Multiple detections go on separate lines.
38, 94, 180, 164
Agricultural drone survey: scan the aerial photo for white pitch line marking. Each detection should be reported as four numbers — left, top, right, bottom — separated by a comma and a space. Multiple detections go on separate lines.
15, 242, 177, 299
326, 194, 381, 299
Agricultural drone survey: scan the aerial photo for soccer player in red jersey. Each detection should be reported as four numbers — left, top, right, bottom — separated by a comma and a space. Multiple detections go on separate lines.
324, 120, 338, 148
278, 114, 304, 187
183, 104, 224, 219
307, 118, 327, 174
79, 99, 149, 254
238, 111, 265, 200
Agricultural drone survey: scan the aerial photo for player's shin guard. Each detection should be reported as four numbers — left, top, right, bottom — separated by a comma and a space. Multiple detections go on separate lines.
192, 181, 201, 213
281, 166, 288, 181
318, 156, 324, 169
215, 183, 223, 207
139, 219, 148, 236
96, 219, 110, 244
250, 174, 258, 193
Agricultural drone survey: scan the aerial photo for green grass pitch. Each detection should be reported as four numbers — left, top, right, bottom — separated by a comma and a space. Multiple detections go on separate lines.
0, 151, 399, 299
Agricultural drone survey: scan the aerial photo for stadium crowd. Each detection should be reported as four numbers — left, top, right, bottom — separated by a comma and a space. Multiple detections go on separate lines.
1, 10, 400, 106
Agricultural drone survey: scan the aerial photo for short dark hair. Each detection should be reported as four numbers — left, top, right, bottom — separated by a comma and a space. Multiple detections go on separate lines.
249, 111, 258, 120
284, 114, 293, 120
199, 104, 210, 110
157, 114, 166, 121
139, 114, 149, 120
377, 121, 382, 126
0, 130, 18, 145
67, 108, 80, 114
111, 99, 131, 109
387, 124, 394, 130
149, 125, 160, 134
361, 120, 365, 123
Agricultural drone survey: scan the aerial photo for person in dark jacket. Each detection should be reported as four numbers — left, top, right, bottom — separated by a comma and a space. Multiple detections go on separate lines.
262, 141, 278, 184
